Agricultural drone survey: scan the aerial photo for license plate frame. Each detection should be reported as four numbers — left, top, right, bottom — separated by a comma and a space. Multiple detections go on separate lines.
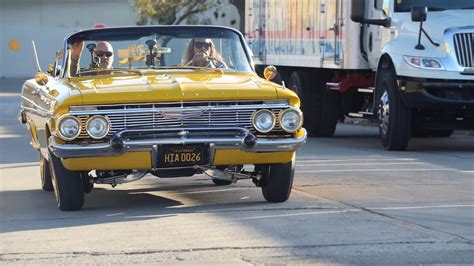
157, 144, 210, 168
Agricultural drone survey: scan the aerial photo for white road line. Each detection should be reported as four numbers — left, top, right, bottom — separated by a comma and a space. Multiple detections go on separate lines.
233, 205, 474, 221
370, 204, 474, 210
0, 162, 39, 169
234, 209, 361, 220
296, 168, 463, 173
296, 162, 428, 167
296, 158, 417, 163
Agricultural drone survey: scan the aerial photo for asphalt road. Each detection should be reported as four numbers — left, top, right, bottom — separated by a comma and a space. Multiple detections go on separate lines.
1, 91, 473, 264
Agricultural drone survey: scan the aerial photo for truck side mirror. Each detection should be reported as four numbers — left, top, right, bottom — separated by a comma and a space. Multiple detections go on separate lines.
350, 0, 365, 24
411, 6, 427, 22
351, 0, 391, 27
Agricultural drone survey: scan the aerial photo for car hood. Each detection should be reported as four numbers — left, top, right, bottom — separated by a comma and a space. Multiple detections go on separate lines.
69, 72, 279, 105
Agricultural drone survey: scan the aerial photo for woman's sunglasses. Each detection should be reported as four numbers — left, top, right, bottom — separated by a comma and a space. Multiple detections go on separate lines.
194, 42, 211, 49
95, 51, 113, 58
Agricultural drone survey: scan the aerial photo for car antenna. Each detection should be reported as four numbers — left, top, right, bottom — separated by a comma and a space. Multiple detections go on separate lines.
32, 40, 42, 72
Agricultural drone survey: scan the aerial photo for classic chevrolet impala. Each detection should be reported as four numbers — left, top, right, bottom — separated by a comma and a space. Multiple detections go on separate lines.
19, 26, 306, 211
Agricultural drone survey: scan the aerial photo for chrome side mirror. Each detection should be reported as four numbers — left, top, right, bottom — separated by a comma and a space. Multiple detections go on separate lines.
263, 65, 277, 81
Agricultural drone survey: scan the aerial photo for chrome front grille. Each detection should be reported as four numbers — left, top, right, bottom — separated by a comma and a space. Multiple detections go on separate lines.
453, 32, 474, 67
70, 100, 288, 138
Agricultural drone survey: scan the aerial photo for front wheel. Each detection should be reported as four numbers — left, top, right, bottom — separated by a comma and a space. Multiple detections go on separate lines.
377, 66, 411, 151
40, 154, 54, 191
261, 158, 295, 203
48, 150, 84, 211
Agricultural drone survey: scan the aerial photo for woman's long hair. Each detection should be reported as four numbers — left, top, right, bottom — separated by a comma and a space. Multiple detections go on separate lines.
182, 38, 224, 65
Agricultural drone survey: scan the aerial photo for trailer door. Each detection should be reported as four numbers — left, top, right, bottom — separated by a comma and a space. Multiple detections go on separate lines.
321, 0, 343, 67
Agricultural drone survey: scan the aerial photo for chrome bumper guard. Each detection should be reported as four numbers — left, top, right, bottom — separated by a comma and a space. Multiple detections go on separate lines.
49, 127, 307, 158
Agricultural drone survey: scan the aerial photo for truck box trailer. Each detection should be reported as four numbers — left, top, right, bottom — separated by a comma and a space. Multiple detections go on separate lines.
245, 0, 474, 150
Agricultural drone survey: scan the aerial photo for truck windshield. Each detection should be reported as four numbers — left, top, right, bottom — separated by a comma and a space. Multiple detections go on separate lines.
395, 0, 474, 12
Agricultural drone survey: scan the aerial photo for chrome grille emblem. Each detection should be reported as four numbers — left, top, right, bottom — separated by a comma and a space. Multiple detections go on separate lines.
159, 109, 206, 120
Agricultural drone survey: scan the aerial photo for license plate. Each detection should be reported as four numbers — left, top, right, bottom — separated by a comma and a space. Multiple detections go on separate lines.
157, 145, 209, 168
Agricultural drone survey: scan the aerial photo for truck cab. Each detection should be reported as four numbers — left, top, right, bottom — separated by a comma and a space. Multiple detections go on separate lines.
353, 0, 474, 149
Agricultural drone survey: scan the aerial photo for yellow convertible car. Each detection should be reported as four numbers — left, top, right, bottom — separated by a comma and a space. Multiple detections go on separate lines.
19, 26, 306, 211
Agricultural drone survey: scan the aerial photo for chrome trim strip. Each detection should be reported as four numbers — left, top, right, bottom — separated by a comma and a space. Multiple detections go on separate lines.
69, 104, 290, 116
48, 128, 307, 159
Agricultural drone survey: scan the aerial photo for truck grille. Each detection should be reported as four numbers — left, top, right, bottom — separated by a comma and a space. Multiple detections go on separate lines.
453, 32, 474, 67
71, 100, 288, 138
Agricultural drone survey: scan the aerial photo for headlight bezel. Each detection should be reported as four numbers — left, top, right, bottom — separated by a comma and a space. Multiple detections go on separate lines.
279, 108, 303, 133
57, 115, 81, 141
252, 109, 276, 133
85, 115, 110, 139
403, 56, 444, 70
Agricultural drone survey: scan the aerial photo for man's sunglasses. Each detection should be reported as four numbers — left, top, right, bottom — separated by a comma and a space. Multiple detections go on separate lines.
95, 51, 113, 57
194, 42, 211, 49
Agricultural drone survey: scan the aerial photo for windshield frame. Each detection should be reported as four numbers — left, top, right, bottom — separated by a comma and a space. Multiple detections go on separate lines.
61, 25, 254, 78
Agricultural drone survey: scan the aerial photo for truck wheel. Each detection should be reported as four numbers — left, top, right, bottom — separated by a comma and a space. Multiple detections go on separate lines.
48, 150, 84, 211
40, 154, 54, 192
377, 67, 411, 150
212, 178, 232, 186
261, 158, 295, 203
288, 71, 339, 137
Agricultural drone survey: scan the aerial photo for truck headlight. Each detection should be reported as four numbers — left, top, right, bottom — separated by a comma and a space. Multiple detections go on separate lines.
279, 108, 303, 133
403, 56, 444, 70
86, 115, 110, 139
58, 116, 81, 140
252, 109, 275, 133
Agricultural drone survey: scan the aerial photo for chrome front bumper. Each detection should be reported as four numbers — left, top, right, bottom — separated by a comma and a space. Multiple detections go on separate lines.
49, 127, 307, 158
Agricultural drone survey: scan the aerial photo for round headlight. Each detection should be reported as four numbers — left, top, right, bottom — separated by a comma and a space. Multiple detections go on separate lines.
86, 115, 110, 139
252, 109, 275, 133
279, 108, 303, 133
58, 116, 81, 140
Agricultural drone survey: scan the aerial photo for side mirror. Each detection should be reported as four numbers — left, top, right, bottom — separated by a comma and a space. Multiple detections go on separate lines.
351, 0, 391, 27
351, 0, 365, 24
263, 65, 277, 81
35, 72, 49, 86
411, 6, 427, 22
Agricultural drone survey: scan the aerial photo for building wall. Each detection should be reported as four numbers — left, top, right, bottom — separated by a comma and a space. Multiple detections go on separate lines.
0, 0, 137, 78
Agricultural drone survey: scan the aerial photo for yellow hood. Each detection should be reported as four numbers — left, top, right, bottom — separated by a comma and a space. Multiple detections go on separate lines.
69, 72, 280, 105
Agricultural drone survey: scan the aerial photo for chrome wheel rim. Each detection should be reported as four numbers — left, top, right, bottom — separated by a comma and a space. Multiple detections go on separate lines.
378, 91, 390, 135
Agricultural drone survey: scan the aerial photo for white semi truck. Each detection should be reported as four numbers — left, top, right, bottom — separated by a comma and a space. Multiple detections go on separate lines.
245, 0, 474, 150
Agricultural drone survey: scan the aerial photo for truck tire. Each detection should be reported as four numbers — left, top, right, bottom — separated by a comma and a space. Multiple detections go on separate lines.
48, 150, 84, 211
40, 154, 54, 192
377, 66, 411, 150
288, 71, 339, 137
261, 158, 295, 203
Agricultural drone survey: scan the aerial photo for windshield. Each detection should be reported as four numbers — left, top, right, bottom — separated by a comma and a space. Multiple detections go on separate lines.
66, 26, 253, 77
395, 0, 474, 12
